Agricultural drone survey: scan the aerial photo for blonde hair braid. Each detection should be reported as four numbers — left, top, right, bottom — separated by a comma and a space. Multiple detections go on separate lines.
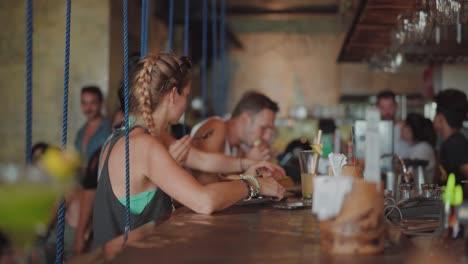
135, 58, 158, 136
129, 53, 192, 137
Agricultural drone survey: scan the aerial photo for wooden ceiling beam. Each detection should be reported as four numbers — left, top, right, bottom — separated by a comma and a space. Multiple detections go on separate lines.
337, 0, 468, 63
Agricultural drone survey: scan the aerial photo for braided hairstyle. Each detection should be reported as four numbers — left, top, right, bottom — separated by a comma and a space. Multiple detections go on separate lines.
129, 53, 191, 136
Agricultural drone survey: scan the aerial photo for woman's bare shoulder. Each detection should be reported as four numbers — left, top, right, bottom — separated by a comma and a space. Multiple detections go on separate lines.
130, 129, 166, 150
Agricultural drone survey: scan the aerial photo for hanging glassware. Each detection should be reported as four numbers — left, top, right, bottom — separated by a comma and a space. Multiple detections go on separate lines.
389, 28, 407, 54
410, 9, 433, 43
368, 49, 404, 73
428, 0, 468, 25
435, 25, 441, 44
396, 7, 433, 45
455, 1, 468, 43
460, 0, 468, 24
396, 12, 415, 45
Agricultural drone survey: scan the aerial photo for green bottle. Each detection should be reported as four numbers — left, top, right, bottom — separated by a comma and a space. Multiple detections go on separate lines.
321, 133, 333, 157
449, 185, 463, 239
443, 174, 456, 230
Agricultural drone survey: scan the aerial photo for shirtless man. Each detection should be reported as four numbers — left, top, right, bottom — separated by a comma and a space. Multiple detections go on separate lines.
191, 91, 279, 184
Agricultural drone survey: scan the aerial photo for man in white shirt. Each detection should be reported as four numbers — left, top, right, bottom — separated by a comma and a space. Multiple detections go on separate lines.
376, 90, 410, 157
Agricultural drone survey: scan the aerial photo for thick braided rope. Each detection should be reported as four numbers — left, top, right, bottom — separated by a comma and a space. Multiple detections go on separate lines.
220, 0, 227, 115
211, 0, 218, 115
182, 0, 190, 134
201, 0, 208, 120
55, 0, 71, 262
167, 0, 174, 52
140, 0, 149, 57
61, 0, 71, 149
25, 0, 33, 164
123, 0, 131, 242
54, 199, 66, 264
183, 0, 190, 57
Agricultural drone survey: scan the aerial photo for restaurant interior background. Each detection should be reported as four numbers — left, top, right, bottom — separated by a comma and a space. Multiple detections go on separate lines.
0, 0, 468, 164
1, 0, 467, 164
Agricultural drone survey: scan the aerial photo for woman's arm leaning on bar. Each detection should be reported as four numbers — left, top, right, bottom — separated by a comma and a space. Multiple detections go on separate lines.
146, 136, 284, 214
162, 132, 285, 178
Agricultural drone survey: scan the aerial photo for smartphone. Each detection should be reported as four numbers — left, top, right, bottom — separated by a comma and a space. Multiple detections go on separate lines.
273, 202, 309, 210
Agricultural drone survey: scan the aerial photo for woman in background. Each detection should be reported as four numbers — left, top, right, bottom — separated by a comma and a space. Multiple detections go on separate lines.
401, 113, 437, 183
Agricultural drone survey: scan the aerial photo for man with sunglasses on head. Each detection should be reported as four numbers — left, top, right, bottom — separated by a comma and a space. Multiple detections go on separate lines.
191, 91, 279, 184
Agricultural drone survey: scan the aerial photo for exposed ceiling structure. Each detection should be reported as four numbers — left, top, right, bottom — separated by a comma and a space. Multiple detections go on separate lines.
143, 0, 468, 64
155, 0, 338, 22
149, 0, 339, 65
337, 0, 468, 64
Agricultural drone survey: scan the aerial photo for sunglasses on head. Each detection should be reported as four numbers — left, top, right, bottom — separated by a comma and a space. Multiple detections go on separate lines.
158, 55, 192, 92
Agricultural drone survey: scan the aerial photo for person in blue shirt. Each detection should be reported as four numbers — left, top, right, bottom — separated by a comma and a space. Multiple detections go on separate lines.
74, 86, 111, 163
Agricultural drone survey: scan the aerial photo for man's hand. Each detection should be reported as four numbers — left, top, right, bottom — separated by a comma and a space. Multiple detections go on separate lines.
244, 161, 285, 180
246, 141, 271, 161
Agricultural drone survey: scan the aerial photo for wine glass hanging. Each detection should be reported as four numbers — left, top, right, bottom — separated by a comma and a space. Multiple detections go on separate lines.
429, 0, 468, 25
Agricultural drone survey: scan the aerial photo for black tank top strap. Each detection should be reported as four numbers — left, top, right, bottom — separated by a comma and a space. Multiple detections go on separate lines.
92, 125, 173, 248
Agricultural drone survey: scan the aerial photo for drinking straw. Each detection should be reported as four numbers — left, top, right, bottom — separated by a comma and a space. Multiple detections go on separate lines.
312, 130, 322, 174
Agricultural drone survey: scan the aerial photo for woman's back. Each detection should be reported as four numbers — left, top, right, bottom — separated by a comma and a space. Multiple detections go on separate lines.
92, 127, 172, 247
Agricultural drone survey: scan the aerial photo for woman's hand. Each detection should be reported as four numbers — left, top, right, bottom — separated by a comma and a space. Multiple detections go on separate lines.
257, 176, 285, 199
243, 161, 285, 180
168, 135, 192, 165
73, 235, 85, 255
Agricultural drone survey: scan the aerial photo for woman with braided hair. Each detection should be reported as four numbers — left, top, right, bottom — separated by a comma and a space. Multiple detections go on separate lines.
92, 53, 285, 246
111, 53, 285, 178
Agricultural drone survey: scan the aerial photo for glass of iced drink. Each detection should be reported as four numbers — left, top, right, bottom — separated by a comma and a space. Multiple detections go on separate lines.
299, 150, 318, 204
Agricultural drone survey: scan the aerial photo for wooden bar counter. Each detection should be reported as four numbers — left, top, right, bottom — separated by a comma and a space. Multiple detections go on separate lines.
68, 198, 467, 264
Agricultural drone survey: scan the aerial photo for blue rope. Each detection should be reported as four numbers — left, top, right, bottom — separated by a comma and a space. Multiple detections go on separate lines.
211, 0, 218, 115
167, 0, 174, 52
54, 199, 66, 264
201, 0, 208, 120
183, 0, 190, 135
55, 0, 71, 262
220, 0, 227, 115
25, 0, 33, 164
61, 0, 71, 150
140, 0, 149, 57
183, 0, 190, 56
123, 0, 131, 242
55, 197, 66, 264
